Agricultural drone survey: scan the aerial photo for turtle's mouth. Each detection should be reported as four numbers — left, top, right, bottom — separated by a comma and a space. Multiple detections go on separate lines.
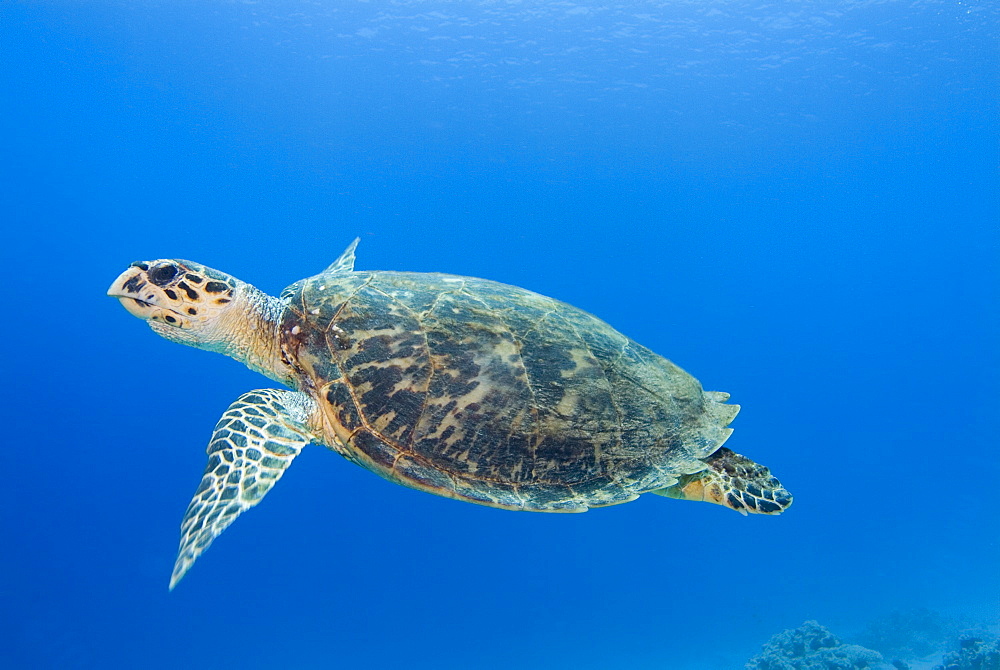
107, 269, 183, 319
116, 296, 157, 318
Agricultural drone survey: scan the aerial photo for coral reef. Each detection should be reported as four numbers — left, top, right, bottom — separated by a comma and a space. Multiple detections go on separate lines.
933, 635, 1000, 670
746, 620, 890, 670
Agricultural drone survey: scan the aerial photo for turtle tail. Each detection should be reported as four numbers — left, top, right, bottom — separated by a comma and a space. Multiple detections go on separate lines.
653, 447, 793, 515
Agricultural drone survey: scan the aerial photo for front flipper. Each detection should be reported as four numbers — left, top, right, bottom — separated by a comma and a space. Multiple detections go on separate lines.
323, 237, 360, 274
170, 389, 317, 590
653, 447, 793, 516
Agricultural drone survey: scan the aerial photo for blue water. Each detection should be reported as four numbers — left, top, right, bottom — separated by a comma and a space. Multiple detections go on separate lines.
3, 2, 997, 668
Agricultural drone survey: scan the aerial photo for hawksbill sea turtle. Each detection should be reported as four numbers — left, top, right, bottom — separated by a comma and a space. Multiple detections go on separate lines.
108, 239, 792, 589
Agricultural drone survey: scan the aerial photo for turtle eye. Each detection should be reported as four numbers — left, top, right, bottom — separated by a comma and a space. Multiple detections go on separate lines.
149, 263, 179, 286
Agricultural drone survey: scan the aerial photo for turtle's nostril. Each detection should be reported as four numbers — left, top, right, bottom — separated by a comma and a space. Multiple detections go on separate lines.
130, 261, 150, 271
121, 274, 146, 294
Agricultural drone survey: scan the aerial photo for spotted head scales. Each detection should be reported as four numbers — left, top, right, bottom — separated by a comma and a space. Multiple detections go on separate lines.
109, 239, 792, 590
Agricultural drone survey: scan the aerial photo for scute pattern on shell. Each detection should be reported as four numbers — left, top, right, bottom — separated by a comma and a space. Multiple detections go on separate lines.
280, 271, 738, 510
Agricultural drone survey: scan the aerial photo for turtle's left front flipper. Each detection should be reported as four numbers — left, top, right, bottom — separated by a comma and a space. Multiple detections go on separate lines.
170, 389, 317, 590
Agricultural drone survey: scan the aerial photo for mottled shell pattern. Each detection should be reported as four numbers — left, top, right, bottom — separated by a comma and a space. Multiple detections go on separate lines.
278, 268, 740, 512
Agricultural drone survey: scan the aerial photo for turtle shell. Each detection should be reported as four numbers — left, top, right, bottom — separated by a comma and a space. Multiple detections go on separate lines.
280, 271, 739, 511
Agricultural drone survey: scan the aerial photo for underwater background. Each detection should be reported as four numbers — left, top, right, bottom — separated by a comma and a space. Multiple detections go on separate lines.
2, 1, 997, 668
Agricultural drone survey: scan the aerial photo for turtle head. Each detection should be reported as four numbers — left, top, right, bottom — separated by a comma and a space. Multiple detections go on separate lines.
109, 259, 293, 384
108, 259, 242, 350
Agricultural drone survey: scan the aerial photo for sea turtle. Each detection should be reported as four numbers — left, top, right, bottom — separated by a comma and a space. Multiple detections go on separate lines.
108, 239, 792, 589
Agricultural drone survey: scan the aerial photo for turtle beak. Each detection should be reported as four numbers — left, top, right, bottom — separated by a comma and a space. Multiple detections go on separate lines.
108, 266, 156, 319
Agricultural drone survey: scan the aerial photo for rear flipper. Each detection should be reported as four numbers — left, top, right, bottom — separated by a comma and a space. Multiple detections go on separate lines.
653, 447, 793, 515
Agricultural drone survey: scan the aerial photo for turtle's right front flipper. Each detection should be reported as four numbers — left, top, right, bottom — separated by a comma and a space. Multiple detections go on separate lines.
170, 389, 317, 590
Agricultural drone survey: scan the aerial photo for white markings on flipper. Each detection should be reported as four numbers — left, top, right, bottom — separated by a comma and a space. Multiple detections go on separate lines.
170, 389, 316, 590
